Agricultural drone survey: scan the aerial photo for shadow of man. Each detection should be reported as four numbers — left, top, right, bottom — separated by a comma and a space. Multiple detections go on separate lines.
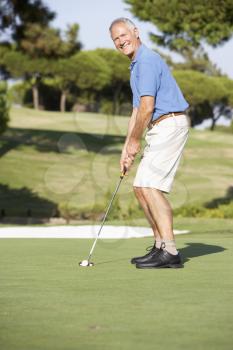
96, 243, 226, 266
180, 243, 226, 264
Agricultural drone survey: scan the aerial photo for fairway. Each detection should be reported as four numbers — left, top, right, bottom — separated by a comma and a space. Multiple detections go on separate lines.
1, 107, 233, 219
0, 219, 233, 350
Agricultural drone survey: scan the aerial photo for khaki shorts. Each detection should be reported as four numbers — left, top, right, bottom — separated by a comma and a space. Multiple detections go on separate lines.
133, 114, 189, 193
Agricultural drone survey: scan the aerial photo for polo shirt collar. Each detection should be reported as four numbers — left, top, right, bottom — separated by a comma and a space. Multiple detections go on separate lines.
130, 43, 145, 69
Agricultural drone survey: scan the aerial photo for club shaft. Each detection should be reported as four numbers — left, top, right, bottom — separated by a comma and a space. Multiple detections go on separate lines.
87, 176, 123, 261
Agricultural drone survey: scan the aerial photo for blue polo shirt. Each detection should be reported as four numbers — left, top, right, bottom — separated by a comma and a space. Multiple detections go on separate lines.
130, 44, 189, 121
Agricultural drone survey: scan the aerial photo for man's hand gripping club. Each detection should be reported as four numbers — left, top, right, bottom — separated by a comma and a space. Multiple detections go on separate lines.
120, 96, 155, 174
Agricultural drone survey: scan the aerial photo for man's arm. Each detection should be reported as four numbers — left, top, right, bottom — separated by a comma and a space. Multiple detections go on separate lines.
120, 96, 155, 173
120, 107, 138, 173
123, 107, 138, 149
126, 95, 155, 161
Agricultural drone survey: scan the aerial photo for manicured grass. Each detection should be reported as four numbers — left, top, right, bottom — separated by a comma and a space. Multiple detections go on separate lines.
0, 107, 233, 217
0, 218, 232, 350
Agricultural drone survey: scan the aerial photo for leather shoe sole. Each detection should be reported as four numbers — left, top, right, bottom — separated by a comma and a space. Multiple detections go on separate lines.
136, 262, 183, 269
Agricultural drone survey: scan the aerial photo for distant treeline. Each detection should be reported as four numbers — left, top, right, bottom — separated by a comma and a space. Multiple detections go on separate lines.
1, 0, 233, 131
4, 48, 233, 131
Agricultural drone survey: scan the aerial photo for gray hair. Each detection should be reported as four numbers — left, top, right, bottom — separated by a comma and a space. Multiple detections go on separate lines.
109, 18, 136, 32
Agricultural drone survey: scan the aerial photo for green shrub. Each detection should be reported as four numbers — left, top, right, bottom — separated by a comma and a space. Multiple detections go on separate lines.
217, 202, 233, 218
174, 202, 233, 218
57, 189, 233, 221
57, 190, 144, 222
0, 82, 9, 134
174, 205, 206, 218
58, 201, 107, 223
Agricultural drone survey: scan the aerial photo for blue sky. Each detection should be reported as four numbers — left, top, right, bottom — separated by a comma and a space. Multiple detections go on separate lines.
45, 0, 233, 78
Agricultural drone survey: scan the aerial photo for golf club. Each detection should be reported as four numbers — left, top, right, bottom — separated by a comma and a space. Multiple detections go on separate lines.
79, 169, 126, 267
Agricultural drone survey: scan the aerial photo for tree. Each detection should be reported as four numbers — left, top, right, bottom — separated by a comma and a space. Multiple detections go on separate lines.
1, 2, 83, 111
19, 22, 82, 58
72, 51, 111, 90
2, 49, 51, 109
0, 1, 55, 109
19, 23, 82, 110
125, 0, 233, 73
63, 24, 82, 56
71, 51, 112, 110
0, 0, 55, 42
0, 43, 11, 79
95, 49, 130, 114
125, 0, 233, 52
49, 51, 111, 112
174, 70, 233, 129
0, 81, 9, 134
49, 58, 78, 112
1, 21, 82, 110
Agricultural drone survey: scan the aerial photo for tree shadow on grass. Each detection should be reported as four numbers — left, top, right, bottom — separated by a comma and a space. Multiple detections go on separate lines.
204, 186, 233, 208
0, 127, 124, 157
180, 243, 226, 264
0, 184, 59, 223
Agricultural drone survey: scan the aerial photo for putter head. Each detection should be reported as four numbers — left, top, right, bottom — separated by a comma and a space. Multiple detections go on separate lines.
79, 260, 94, 267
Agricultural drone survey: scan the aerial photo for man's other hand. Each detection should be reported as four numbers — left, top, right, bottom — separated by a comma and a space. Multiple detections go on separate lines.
120, 149, 134, 174
126, 138, 141, 161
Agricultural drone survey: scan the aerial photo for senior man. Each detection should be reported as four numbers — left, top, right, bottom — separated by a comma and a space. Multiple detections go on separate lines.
110, 18, 189, 269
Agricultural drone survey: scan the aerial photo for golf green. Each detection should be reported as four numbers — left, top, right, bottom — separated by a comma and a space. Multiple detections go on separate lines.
0, 228, 233, 350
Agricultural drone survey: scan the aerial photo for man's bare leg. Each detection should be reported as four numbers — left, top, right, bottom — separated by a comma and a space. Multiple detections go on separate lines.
139, 187, 178, 255
133, 187, 162, 247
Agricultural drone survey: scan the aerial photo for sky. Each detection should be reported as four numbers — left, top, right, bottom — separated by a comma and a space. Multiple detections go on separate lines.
45, 0, 233, 78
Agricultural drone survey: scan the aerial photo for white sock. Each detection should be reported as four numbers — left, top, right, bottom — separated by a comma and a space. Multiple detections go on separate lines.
161, 240, 178, 255
155, 240, 162, 249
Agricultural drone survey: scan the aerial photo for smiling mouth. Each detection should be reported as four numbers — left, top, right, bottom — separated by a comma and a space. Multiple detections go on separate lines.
120, 43, 130, 49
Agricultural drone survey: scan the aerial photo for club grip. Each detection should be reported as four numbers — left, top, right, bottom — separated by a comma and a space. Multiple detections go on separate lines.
120, 167, 127, 179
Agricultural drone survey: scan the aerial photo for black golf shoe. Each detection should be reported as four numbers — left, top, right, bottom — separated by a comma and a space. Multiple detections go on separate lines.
136, 249, 183, 269
131, 243, 160, 264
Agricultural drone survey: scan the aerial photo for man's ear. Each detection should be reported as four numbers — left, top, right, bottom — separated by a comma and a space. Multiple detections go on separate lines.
134, 27, 139, 39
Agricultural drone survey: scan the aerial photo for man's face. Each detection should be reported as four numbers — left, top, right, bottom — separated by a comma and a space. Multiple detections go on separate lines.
110, 23, 140, 59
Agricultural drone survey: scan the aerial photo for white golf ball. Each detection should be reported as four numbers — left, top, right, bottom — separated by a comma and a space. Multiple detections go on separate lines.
80, 260, 89, 266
